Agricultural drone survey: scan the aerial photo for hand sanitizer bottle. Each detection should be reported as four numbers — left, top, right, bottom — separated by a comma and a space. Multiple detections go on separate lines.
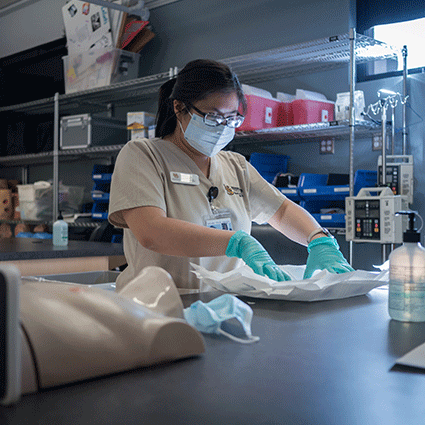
53, 211, 68, 247
389, 211, 425, 322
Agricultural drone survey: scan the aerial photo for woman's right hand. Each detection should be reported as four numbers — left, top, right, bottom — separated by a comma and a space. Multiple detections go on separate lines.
226, 230, 291, 282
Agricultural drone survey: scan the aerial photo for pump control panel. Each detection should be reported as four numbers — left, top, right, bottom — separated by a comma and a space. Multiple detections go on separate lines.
378, 155, 414, 205
345, 187, 408, 243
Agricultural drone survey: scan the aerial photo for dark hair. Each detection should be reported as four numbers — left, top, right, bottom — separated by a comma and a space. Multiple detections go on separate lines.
155, 59, 247, 138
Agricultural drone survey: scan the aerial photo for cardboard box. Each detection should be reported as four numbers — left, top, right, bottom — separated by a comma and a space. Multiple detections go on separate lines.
127, 111, 156, 140
130, 127, 156, 140
127, 112, 156, 130
0, 189, 13, 220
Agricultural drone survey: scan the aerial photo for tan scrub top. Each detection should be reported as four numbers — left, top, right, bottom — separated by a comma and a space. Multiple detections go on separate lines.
109, 138, 286, 291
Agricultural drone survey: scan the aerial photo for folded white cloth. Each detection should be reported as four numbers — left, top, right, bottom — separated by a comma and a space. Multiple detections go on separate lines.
191, 263, 388, 302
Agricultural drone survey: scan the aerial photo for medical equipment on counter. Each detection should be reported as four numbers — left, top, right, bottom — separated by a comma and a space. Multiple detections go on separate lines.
345, 187, 408, 243
0, 266, 205, 405
389, 211, 425, 322
378, 155, 414, 205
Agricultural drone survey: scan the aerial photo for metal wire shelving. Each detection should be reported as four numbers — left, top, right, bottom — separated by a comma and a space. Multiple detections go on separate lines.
231, 120, 383, 145
0, 30, 400, 228
0, 32, 398, 116
222, 33, 398, 84
0, 145, 126, 167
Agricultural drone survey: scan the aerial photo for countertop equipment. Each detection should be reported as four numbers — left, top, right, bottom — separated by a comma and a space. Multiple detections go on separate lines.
378, 154, 414, 205
345, 186, 408, 243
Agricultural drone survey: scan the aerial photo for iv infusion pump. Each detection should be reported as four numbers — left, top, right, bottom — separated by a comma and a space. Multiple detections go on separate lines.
378, 155, 414, 205
345, 187, 408, 243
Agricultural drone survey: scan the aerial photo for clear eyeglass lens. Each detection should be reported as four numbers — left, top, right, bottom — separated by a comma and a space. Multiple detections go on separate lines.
226, 116, 244, 128
204, 114, 244, 128
204, 114, 223, 127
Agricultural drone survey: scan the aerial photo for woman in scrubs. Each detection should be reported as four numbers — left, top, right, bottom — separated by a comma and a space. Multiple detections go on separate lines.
109, 59, 353, 291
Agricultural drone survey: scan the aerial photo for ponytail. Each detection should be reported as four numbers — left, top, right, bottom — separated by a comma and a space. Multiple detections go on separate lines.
155, 78, 177, 138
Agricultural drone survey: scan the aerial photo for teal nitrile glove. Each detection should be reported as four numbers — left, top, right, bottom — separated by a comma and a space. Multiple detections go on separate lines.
303, 236, 354, 279
226, 230, 291, 282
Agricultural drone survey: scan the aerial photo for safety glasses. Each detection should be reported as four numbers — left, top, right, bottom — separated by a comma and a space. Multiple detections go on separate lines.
190, 105, 245, 128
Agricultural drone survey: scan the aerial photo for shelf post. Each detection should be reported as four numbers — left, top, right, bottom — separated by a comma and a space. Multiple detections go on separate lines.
349, 28, 356, 198
381, 102, 387, 186
348, 28, 356, 266
53, 93, 59, 223
402, 45, 408, 155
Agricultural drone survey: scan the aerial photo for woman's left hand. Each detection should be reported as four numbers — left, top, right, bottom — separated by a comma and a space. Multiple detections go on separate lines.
303, 236, 354, 279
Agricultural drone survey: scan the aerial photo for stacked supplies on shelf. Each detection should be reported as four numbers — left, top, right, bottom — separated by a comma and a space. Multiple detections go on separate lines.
91, 165, 114, 221
62, 1, 154, 94
237, 85, 337, 132
17, 181, 84, 221
278, 170, 378, 228
127, 111, 156, 139
237, 85, 282, 131
276, 89, 336, 126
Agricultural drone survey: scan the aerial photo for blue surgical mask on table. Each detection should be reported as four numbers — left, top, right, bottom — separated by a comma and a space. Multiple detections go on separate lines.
179, 112, 235, 157
183, 294, 260, 344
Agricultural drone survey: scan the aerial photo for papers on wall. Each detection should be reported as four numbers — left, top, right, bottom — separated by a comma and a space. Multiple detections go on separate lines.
62, 0, 115, 55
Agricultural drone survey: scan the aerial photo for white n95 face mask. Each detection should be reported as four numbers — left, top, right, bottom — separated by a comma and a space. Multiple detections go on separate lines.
180, 113, 235, 157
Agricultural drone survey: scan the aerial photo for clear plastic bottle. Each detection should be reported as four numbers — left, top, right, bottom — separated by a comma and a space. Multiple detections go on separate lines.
52, 212, 68, 247
389, 211, 425, 322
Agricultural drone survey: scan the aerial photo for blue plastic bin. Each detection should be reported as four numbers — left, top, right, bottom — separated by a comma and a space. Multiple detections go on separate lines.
91, 181, 111, 202
298, 170, 377, 228
311, 213, 346, 228
92, 202, 109, 221
249, 153, 289, 183
92, 164, 114, 178
279, 187, 301, 202
354, 170, 377, 195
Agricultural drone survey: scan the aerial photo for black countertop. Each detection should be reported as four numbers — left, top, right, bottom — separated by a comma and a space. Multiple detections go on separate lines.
2, 287, 425, 425
0, 238, 124, 261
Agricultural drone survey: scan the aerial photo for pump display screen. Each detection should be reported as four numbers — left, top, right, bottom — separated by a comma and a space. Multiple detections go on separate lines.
354, 200, 380, 239
378, 165, 399, 195
0, 273, 6, 398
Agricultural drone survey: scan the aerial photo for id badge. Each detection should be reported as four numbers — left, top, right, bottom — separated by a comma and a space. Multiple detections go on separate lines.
204, 208, 233, 231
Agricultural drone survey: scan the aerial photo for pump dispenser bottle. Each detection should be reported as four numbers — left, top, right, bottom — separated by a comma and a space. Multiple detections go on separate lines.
53, 211, 68, 247
389, 211, 425, 322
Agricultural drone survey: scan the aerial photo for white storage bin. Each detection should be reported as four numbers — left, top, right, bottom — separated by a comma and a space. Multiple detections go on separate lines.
63, 47, 140, 94
17, 182, 84, 221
